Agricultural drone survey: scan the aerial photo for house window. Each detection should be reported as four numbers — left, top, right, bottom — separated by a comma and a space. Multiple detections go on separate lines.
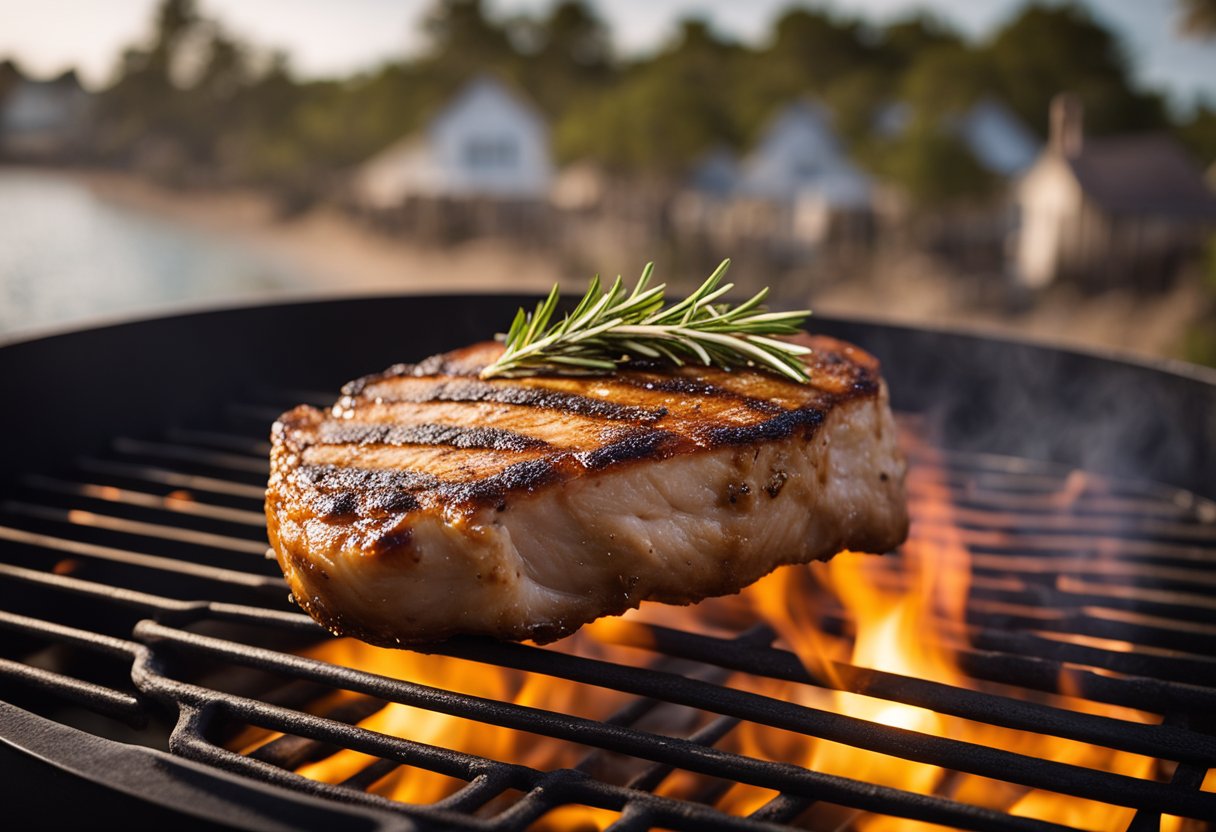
793, 158, 820, 179
464, 137, 519, 169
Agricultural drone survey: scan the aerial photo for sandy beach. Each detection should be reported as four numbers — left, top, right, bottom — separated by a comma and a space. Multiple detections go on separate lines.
58, 168, 1213, 366
75, 169, 566, 297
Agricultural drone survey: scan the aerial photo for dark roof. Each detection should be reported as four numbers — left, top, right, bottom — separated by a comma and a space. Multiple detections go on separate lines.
1067, 133, 1216, 219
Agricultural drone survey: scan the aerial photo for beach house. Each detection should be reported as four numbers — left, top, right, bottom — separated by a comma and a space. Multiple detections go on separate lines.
673, 101, 872, 249
0, 71, 92, 159
1015, 94, 1216, 289
352, 75, 552, 210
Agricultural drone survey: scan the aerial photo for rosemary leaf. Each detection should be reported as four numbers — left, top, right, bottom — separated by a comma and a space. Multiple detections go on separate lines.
480, 260, 812, 383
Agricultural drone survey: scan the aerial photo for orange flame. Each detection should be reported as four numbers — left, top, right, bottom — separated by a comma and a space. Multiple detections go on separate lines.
237, 439, 1192, 830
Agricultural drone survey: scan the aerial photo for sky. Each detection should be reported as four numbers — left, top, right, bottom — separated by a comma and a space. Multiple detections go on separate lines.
1, 0, 1213, 110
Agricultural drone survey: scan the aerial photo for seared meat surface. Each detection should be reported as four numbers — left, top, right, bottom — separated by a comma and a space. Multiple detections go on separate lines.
266, 334, 908, 645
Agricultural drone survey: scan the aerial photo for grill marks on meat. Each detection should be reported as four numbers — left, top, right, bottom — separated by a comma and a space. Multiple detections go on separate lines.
266, 334, 908, 645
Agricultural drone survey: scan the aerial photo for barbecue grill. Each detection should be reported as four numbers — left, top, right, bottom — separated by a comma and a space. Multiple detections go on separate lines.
2, 294, 1215, 831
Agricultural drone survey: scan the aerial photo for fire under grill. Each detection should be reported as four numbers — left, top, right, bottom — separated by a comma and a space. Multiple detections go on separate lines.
1, 297, 1215, 831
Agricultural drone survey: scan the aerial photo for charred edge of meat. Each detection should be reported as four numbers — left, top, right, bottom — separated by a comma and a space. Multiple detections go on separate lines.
704, 404, 828, 445
354, 378, 667, 423
574, 427, 682, 469
316, 421, 548, 452
286, 397, 853, 515
617, 375, 786, 415
293, 464, 427, 518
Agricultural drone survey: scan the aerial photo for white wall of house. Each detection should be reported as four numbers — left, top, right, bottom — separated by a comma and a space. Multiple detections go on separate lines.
1015, 155, 1083, 288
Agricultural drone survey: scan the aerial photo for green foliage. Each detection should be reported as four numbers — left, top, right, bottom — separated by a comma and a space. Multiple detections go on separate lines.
1178, 0, 1216, 38
1183, 235, 1216, 369
87, 0, 1190, 201
1176, 103, 1216, 168
900, 44, 997, 120
556, 19, 744, 170
866, 125, 999, 206
986, 3, 1166, 136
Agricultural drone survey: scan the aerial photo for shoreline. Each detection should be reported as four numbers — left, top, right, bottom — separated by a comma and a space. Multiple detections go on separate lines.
19, 165, 1209, 366
68, 167, 566, 297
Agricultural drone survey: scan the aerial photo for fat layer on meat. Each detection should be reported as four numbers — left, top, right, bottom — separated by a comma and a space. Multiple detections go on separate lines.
266, 334, 908, 644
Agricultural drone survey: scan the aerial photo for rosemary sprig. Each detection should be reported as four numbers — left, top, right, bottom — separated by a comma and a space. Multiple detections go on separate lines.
479, 260, 813, 383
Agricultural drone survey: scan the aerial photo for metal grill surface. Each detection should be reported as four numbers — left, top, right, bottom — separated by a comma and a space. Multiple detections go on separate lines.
1, 388, 1215, 832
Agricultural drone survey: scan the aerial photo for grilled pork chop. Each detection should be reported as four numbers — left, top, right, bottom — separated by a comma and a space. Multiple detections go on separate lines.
266, 333, 907, 645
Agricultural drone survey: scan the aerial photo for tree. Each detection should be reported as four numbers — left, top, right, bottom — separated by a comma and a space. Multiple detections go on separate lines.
900, 43, 999, 120
1178, 0, 1216, 38
987, 3, 1165, 135
877, 13, 963, 74
556, 18, 743, 170
516, 0, 614, 115
765, 7, 871, 92
420, 0, 513, 74
1176, 102, 1216, 167
869, 125, 998, 206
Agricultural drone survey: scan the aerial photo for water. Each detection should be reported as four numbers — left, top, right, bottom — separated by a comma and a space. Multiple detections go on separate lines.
0, 168, 312, 341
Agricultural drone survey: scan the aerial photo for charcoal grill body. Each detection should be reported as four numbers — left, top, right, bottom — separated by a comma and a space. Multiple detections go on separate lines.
1, 295, 1215, 831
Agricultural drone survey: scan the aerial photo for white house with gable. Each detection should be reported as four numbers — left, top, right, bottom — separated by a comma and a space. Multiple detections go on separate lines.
0, 72, 92, 158
353, 75, 552, 208
738, 101, 871, 209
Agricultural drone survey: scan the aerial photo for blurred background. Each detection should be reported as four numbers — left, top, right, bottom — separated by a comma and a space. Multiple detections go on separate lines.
1, 0, 1215, 365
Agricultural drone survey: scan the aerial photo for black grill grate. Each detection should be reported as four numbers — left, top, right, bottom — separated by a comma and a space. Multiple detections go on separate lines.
1, 389, 1215, 831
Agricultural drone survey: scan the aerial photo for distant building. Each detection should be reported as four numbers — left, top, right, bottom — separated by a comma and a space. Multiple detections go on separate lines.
1015, 94, 1216, 289
874, 97, 1040, 178
671, 101, 872, 249
737, 101, 871, 211
352, 75, 552, 209
687, 146, 741, 197
0, 72, 92, 159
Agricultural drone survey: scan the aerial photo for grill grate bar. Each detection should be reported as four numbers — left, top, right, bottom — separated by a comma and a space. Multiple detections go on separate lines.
601, 621, 1216, 766
4, 406, 1216, 828
226, 402, 294, 425
166, 427, 273, 457
966, 575, 1216, 627
75, 457, 267, 500
746, 794, 816, 825
907, 482, 1214, 522
921, 543, 1216, 582
133, 621, 1216, 820
624, 714, 742, 793
2, 501, 268, 554
249, 696, 389, 771
0, 563, 310, 634
0, 525, 280, 590
337, 758, 405, 792
431, 770, 518, 815
113, 437, 270, 475
901, 445, 1213, 500
0, 608, 138, 659
915, 505, 1216, 544
919, 534, 1216, 571
190, 699, 1075, 832
22, 475, 267, 527
1052, 575, 1216, 613
0, 658, 146, 723
1128, 761, 1210, 832
970, 628, 1216, 687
